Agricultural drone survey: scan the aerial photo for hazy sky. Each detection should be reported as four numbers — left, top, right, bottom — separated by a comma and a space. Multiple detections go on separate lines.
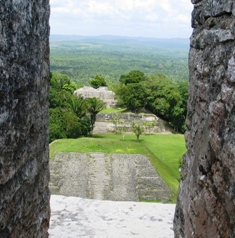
50, 0, 193, 38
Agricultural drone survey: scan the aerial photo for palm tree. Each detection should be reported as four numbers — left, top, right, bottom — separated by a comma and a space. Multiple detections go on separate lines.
68, 96, 86, 118
85, 97, 106, 130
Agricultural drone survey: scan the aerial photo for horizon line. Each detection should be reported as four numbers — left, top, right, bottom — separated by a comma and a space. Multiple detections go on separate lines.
50, 34, 189, 40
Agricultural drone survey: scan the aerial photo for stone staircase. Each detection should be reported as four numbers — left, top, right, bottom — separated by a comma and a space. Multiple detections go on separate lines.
50, 153, 171, 202
88, 153, 111, 200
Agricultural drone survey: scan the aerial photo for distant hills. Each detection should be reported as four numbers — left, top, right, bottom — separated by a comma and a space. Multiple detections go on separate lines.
50, 35, 190, 49
50, 35, 189, 85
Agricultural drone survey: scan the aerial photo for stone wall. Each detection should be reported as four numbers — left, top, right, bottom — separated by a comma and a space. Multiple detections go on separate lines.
93, 112, 173, 134
174, 1, 235, 237
74, 86, 117, 107
0, 1, 50, 237
50, 153, 171, 202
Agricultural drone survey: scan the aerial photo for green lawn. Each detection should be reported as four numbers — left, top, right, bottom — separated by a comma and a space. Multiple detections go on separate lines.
100, 107, 126, 114
141, 134, 186, 201
50, 133, 186, 202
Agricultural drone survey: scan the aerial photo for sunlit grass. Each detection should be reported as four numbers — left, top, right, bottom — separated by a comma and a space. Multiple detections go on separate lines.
140, 134, 186, 201
100, 107, 126, 114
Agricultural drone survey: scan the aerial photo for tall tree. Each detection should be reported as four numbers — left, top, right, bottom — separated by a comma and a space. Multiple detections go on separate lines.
85, 97, 106, 131
68, 96, 86, 118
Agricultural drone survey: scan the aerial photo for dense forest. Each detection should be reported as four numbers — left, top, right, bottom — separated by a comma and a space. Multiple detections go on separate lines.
50, 35, 189, 85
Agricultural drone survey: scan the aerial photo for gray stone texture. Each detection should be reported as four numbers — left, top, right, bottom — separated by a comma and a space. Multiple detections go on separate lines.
0, 0, 50, 237
174, 0, 235, 237
50, 153, 171, 202
94, 112, 173, 134
74, 86, 117, 107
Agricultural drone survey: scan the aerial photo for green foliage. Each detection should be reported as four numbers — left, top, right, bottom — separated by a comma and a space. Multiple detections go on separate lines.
85, 97, 106, 130
142, 121, 156, 134
68, 96, 86, 118
115, 71, 188, 133
119, 70, 147, 85
50, 38, 189, 85
63, 112, 82, 138
111, 114, 127, 140
49, 72, 96, 141
131, 121, 144, 141
49, 72, 71, 90
117, 83, 148, 111
90, 75, 107, 88
49, 108, 66, 142
79, 116, 93, 137
100, 107, 126, 114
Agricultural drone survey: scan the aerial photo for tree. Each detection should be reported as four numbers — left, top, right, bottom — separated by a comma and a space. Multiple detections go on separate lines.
119, 70, 147, 85
90, 75, 107, 89
49, 72, 71, 91
111, 113, 127, 140
68, 96, 86, 118
131, 121, 144, 141
79, 116, 93, 137
112, 113, 121, 134
63, 112, 82, 138
115, 83, 148, 111
144, 75, 185, 131
85, 97, 106, 131
49, 108, 66, 142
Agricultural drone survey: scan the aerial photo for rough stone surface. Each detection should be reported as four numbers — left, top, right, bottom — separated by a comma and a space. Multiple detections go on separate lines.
50, 153, 171, 202
93, 112, 173, 134
0, 1, 50, 237
49, 195, 175, 238
74, 86, 117, 107
174, 0, 235, 237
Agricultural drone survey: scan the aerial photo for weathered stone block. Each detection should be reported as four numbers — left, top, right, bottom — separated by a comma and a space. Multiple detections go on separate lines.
50, 153, 172, 202
174, 1, 235, 237
0, 0, 50, 237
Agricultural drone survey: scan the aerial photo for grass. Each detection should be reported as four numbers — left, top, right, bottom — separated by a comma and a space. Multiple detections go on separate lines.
141, 134, 186, 201
100, 107, 126, 114
50, 133, 186, 202
50, 134, 146, 158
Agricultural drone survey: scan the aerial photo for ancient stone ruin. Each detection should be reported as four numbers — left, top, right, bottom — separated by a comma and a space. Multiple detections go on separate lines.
74, 86, 117, 107
50, 153, 171, 202
0, 1, 50, 237
2, 0, 235, 237
93, 112, 173, 134
174, 0, 235, 237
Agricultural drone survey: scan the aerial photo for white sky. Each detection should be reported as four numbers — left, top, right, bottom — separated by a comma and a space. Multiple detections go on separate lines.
50, 0, 193, 38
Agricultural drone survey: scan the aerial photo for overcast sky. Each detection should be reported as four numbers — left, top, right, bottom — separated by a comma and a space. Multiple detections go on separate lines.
50, 0, 193, 39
